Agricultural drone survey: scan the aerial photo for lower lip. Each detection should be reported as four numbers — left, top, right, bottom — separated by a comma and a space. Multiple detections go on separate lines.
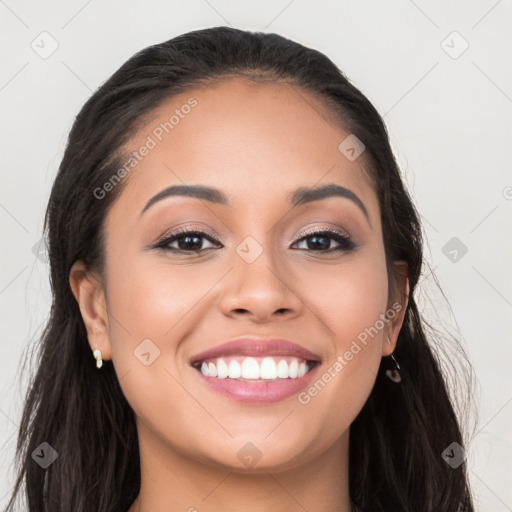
193, 363, 320, 404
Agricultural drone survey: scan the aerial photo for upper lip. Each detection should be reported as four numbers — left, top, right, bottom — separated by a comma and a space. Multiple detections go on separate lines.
190, 337, 322, 366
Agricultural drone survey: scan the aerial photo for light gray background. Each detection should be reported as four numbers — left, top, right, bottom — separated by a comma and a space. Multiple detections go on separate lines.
1, 1, 511, 510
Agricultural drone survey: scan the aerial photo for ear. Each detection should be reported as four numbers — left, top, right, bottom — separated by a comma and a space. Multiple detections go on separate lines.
69, 260, 111, 361
382, 260, 409, 357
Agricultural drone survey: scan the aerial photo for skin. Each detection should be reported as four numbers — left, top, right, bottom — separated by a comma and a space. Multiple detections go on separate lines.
70, 77, 409, 512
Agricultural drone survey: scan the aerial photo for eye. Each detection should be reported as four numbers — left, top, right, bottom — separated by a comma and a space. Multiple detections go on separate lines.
291, 227, 356, 253
153, 228, 222, 254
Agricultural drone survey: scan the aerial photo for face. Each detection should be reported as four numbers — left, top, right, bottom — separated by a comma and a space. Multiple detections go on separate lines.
71, 77, 408, 473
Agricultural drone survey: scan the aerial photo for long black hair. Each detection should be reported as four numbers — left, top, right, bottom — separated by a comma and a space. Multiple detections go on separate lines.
4, 26, 476, 512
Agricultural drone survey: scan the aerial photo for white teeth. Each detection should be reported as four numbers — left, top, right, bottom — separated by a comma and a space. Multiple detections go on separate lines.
241, 357, 260, 379
217, 359, 229, 379
208, 362, 217, 377
260, 357, 278, 379
288, 359, 299, 378
228, 360, 242, 379
276, 359, 289, 378
197, 356, 314, 381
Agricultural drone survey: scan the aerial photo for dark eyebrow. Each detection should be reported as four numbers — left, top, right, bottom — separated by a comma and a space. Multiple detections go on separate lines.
289, 183, 370, 224
140, 183, 370, 226
140, 185, 231, 217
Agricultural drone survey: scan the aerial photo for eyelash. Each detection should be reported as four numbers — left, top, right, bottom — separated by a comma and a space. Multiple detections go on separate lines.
152, 226, 356, 255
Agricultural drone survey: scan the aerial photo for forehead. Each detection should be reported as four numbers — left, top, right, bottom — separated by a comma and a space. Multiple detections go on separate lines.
111, 77, 377, 217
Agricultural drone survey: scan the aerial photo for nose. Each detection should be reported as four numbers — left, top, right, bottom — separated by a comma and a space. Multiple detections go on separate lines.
220, 248, 304, 323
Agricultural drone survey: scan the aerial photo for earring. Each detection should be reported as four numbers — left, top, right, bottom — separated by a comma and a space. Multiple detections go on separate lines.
385, 353, 401, 383
93, 349, 103, 369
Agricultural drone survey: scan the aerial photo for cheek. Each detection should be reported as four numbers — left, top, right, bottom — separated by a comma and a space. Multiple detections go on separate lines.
297, 253, 389, 409
106, 257, 207, 344
103, 257, 206, 420
312, 254, 389, 349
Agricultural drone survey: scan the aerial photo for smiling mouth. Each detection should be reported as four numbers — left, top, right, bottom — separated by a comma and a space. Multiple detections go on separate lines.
192, 355, 319, 381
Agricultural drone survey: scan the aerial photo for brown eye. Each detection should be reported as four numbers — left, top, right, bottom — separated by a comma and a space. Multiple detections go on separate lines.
154, 228, 221, 253
292, 228, 356, 253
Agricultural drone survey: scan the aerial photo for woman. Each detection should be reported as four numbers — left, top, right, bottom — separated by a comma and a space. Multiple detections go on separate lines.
5, 26, 475, 512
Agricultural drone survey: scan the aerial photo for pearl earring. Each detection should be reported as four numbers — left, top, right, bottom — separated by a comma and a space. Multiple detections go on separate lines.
93, 349, 103, 369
